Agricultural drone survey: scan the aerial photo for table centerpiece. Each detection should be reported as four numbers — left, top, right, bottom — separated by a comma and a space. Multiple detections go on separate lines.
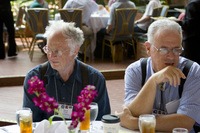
27, 76, 97, 133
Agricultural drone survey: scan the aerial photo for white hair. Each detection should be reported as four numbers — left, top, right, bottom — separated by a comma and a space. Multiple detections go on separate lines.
147, 19, 182, 45
44, 20, 84, 55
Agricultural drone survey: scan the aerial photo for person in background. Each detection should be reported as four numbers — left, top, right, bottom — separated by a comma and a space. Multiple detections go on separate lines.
29, 0, 49, 9
63, 0, 104, 60
134, 0, 161, 34
23, 20, 111, 122
29, 0, 50, 51
116, 19, 200, 132
94, 0, 136, 58
0, 0, 18, 59
107, 0, 118, 7
178, 0, 200, 65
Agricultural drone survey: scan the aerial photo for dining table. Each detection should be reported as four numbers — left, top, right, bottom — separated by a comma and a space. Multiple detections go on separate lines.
0, 121, 139, 133
88, 11, 109, 57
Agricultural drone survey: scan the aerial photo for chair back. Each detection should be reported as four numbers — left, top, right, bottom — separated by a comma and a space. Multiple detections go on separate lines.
160, 5, 169, 17
152, 6, 163, 17
113, 8, 138, 38
16, 6, 26, 27
27, 8, 49, 35
59, 9, 82, 29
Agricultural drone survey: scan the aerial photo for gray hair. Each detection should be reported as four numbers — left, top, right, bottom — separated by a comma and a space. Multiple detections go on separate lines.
147, 19, 182, 44
44, 20, 84, 55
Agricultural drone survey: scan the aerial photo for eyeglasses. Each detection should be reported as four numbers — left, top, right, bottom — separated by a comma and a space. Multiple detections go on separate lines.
43, 46, 69, 56
152, 45, 184, 56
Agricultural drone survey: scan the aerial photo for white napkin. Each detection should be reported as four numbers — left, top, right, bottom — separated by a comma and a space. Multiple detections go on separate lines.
0, 129, 7, 133
34, 120, 69, 133
97, 8, 109, 16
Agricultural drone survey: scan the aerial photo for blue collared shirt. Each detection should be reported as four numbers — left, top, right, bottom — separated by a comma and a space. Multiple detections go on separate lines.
124, 57, 200, 133
23, 59, 111, 122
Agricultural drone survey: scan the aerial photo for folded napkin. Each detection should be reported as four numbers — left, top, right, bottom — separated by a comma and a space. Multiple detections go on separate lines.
96, 8, 109, 16
34, 120, 69, 133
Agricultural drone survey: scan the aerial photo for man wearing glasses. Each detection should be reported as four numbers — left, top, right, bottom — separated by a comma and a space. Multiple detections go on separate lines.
23, 21, 111, 122
117, 19, 200, 132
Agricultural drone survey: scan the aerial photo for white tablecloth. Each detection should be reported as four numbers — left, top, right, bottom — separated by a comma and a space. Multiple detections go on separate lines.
88, 12, 109, 55
0, 121, 139, 133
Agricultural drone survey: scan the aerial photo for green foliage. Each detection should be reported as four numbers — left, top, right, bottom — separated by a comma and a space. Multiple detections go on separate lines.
96, 0, 105, 6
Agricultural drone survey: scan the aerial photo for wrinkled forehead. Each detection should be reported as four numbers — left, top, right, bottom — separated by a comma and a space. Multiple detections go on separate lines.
154, 29, 182, 47
154, 28, 181, 39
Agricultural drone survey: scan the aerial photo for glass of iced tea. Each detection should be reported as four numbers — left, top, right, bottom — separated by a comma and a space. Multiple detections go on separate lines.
16, 107, 31, 126
173, 128, 188, 133
139, 114, 156, 133
19, 108, 32, 133
80, 109, 90, 131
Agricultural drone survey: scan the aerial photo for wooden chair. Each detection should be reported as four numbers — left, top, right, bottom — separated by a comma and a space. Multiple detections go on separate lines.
59, 9, 92, 63
102, 8, 138, 63
152, 6, 163, 17
15, 6, 30, 48
27, 8, 49, 61
160, 5, 169, 17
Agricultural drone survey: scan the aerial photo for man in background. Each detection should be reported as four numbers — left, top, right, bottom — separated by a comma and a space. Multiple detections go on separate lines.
63, 0, 104, 60
178, 0, 200, 65
95, 0, 136, 58
29, 0, 49, 9
0, 0, 18, 59
134, 0, 161, 34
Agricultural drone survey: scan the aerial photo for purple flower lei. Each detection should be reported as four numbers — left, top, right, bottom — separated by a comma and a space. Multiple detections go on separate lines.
28, 76, 97, 130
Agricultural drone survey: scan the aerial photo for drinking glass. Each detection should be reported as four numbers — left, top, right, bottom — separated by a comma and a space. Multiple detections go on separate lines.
90, 102, 98, 131
139, 114, 156, 133
80, 109, 90, 131
173, 128, 188, 133
18, 108, 32, 133
16, 107, 31, 126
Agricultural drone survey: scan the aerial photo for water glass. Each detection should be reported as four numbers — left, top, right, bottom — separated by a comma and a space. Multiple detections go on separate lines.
139, 114, 156, 133
19, 108, 32, 133
90, 102, 98, 131
173, 128, 188, 133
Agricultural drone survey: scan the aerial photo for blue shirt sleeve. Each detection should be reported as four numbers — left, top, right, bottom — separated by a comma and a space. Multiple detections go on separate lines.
87, 65, 111, 120
177, 62, 200, 125
124, 59, 143, 105
23, 64, 51, 122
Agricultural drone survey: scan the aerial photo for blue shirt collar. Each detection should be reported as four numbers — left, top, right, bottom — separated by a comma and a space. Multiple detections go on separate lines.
44, 58, 82, 84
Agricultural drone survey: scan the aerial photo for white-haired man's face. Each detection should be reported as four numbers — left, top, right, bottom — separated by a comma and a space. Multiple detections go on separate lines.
146, 29, 182, 72
46, 31, 77, 72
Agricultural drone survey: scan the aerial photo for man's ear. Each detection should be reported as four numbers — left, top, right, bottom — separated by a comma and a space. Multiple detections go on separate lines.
73, 46, 80, 57
145, 41, 151, 56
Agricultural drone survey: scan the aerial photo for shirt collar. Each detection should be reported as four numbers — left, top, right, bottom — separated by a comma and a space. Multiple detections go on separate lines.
45, 59, 82, 83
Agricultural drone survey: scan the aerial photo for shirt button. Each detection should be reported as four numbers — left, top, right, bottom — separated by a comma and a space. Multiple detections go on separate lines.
63, 97, 65, 100
158, 102, 161, 105
63, 83, 65, 86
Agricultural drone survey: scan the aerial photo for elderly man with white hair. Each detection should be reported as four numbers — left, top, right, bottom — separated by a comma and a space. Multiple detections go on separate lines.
23, 20, 111, 122
117, 19, 200, 133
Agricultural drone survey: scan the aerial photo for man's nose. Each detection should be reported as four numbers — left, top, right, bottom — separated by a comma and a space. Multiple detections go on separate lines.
166, 50, 176, 59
